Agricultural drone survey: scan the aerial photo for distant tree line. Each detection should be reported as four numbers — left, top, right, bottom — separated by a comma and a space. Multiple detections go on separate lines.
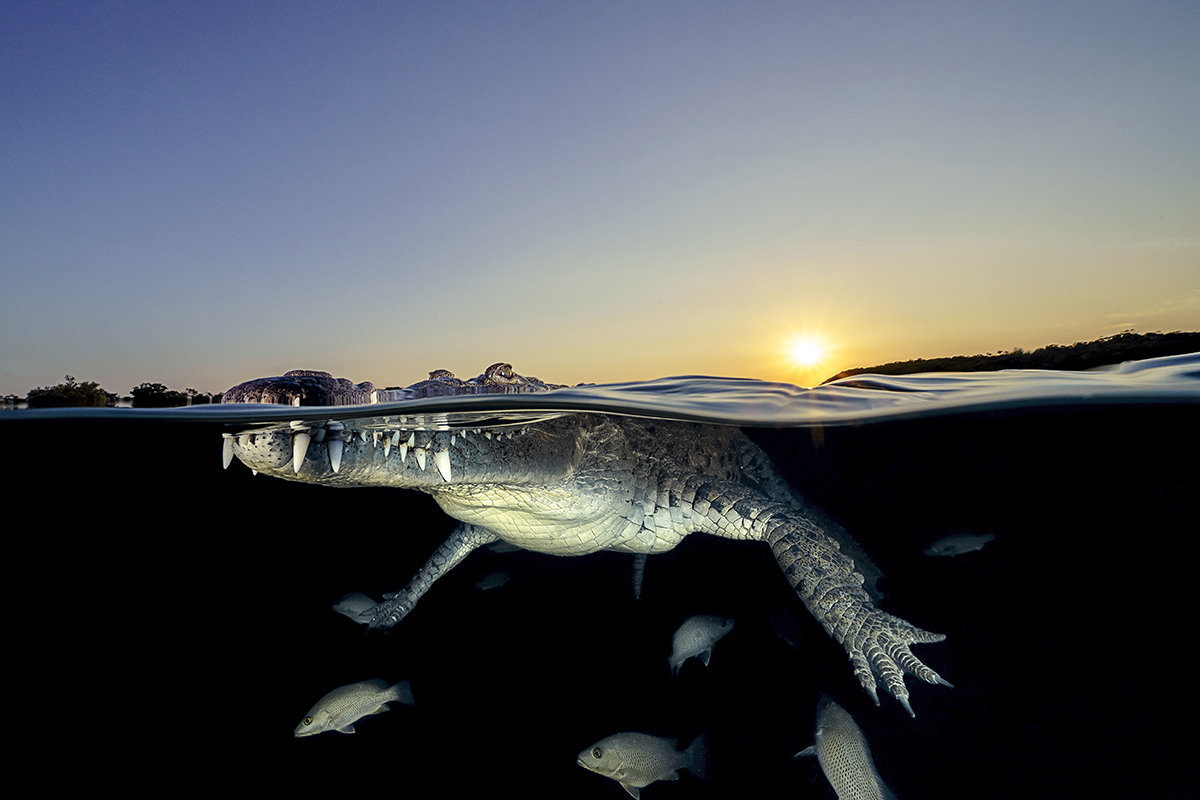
10, 377, 223, 409
822, 331, 1200, 384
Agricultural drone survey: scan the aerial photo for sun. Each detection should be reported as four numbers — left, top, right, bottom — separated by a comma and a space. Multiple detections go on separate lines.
790, 338, 825, 368
779, 332, 834, 385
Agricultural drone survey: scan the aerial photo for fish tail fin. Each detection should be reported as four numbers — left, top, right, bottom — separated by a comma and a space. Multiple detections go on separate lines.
683, 732, 710, 782
387, 679, 416, 705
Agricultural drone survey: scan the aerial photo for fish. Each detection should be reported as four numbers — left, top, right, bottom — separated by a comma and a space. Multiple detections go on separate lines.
474, 567, 511, 590
668, 614, 735, 675
794, 697, 895, 800
330, 591, 379, 624
924, 531, 996, 556
294, 679, 415, 737
577, 731, 708, 798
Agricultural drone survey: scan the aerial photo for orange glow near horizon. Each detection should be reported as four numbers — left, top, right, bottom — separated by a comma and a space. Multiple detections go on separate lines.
779, 331, 835, 387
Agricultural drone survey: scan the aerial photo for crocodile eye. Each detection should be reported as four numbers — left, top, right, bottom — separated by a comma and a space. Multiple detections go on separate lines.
592, 748, 602, 759
303, 717, 313, 726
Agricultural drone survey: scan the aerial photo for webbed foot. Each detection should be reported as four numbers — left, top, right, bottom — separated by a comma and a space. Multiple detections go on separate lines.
357, 590, 413, 629
841, 610, 951, 716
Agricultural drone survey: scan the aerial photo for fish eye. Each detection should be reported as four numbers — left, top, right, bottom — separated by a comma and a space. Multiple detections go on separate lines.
592, 748, 602, 759
303, 717, 313, 726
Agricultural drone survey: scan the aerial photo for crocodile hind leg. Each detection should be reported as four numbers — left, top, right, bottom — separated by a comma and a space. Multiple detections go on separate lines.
670, 475, 950, 716
765, 511, 952, 716
361, 523, 499, 628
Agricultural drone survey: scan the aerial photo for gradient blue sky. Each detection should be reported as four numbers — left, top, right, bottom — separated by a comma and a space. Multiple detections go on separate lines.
3, 0, 1197, 396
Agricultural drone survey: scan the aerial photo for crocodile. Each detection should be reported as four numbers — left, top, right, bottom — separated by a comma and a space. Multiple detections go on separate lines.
221, 362, 951, 716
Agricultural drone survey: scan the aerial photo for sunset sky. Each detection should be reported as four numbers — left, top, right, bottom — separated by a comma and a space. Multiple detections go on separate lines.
2, 1, 1197, 396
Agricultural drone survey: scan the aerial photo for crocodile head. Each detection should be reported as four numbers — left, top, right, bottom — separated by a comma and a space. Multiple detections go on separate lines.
220, 363, 586, 490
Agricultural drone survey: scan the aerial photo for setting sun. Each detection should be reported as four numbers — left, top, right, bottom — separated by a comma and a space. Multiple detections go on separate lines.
778, 332, 834, 386
790, 339, 825, 367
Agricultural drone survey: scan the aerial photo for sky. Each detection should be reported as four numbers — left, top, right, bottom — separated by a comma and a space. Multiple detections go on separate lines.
2, 0, 1197, 396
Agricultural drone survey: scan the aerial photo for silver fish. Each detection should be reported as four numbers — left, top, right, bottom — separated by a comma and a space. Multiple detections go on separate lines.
577, 732, 708, 798
474, 567, 511, 590
330, 591, 379, 624
668, 614, 735, 675
924, 531, 996, 556
294, 679, 414, 737
794, 697, 895, 800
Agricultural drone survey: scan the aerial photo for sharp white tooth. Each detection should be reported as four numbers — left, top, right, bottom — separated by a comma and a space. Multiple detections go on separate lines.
399, 442, 408, 461
434, 449, 452, 482
328, 438, 343, 473
292, 396, 300, 407
506, 431, 513, 439
222, 435, 233, 469
485, 431, 492, 440
414, 448, 426, 471
359, 431, 368, 443
384, 433, 391, 458
370, 390, 378, 404
461, 429, 469, 438
252, 469, 258, 476
293, 432, 311, 473
406, 432, 415, 448
392, 431, 402, 445
450, 434, 456, 446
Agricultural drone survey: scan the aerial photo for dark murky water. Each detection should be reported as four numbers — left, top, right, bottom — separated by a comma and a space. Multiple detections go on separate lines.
7, 354, 1196, 797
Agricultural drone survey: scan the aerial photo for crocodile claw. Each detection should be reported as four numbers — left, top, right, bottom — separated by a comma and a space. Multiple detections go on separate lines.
842, 611, 949, 717
357, 597, 407, 629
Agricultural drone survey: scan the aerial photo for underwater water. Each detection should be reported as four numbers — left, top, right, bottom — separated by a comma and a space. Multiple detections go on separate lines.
7, 353, 1197, 798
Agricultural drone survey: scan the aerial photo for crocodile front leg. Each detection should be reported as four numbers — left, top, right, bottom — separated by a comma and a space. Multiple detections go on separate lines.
672, 476, 950, 716
362, 523, 499, 628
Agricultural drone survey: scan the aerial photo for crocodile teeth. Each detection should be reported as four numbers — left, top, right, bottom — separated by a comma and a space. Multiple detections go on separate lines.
434, 449, 452, 482
328, 438, 343, 473
292, 396, 300, 407
399, 442, 408, 461
406, 432, 415, 448
222, 435, 233, 469
414, 448, 426, 471
293, 432, 311, 473
370, 389, 378, 403
383, 433, 391, 458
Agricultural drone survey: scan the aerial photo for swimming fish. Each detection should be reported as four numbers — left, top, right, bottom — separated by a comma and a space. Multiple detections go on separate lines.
794, 697, 895, 800
924, 531, 996, 556
331, 591, 378, 624
294, 679, 414, 737
474, 567, 511, 590
668, 614, 735, 675
577, 731, 708, 798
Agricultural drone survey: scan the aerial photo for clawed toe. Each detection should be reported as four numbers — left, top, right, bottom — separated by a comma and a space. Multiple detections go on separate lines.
844, 618, 949, 716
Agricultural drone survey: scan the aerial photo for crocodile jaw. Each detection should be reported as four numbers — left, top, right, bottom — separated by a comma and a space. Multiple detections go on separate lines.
226, 417, 584, 490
